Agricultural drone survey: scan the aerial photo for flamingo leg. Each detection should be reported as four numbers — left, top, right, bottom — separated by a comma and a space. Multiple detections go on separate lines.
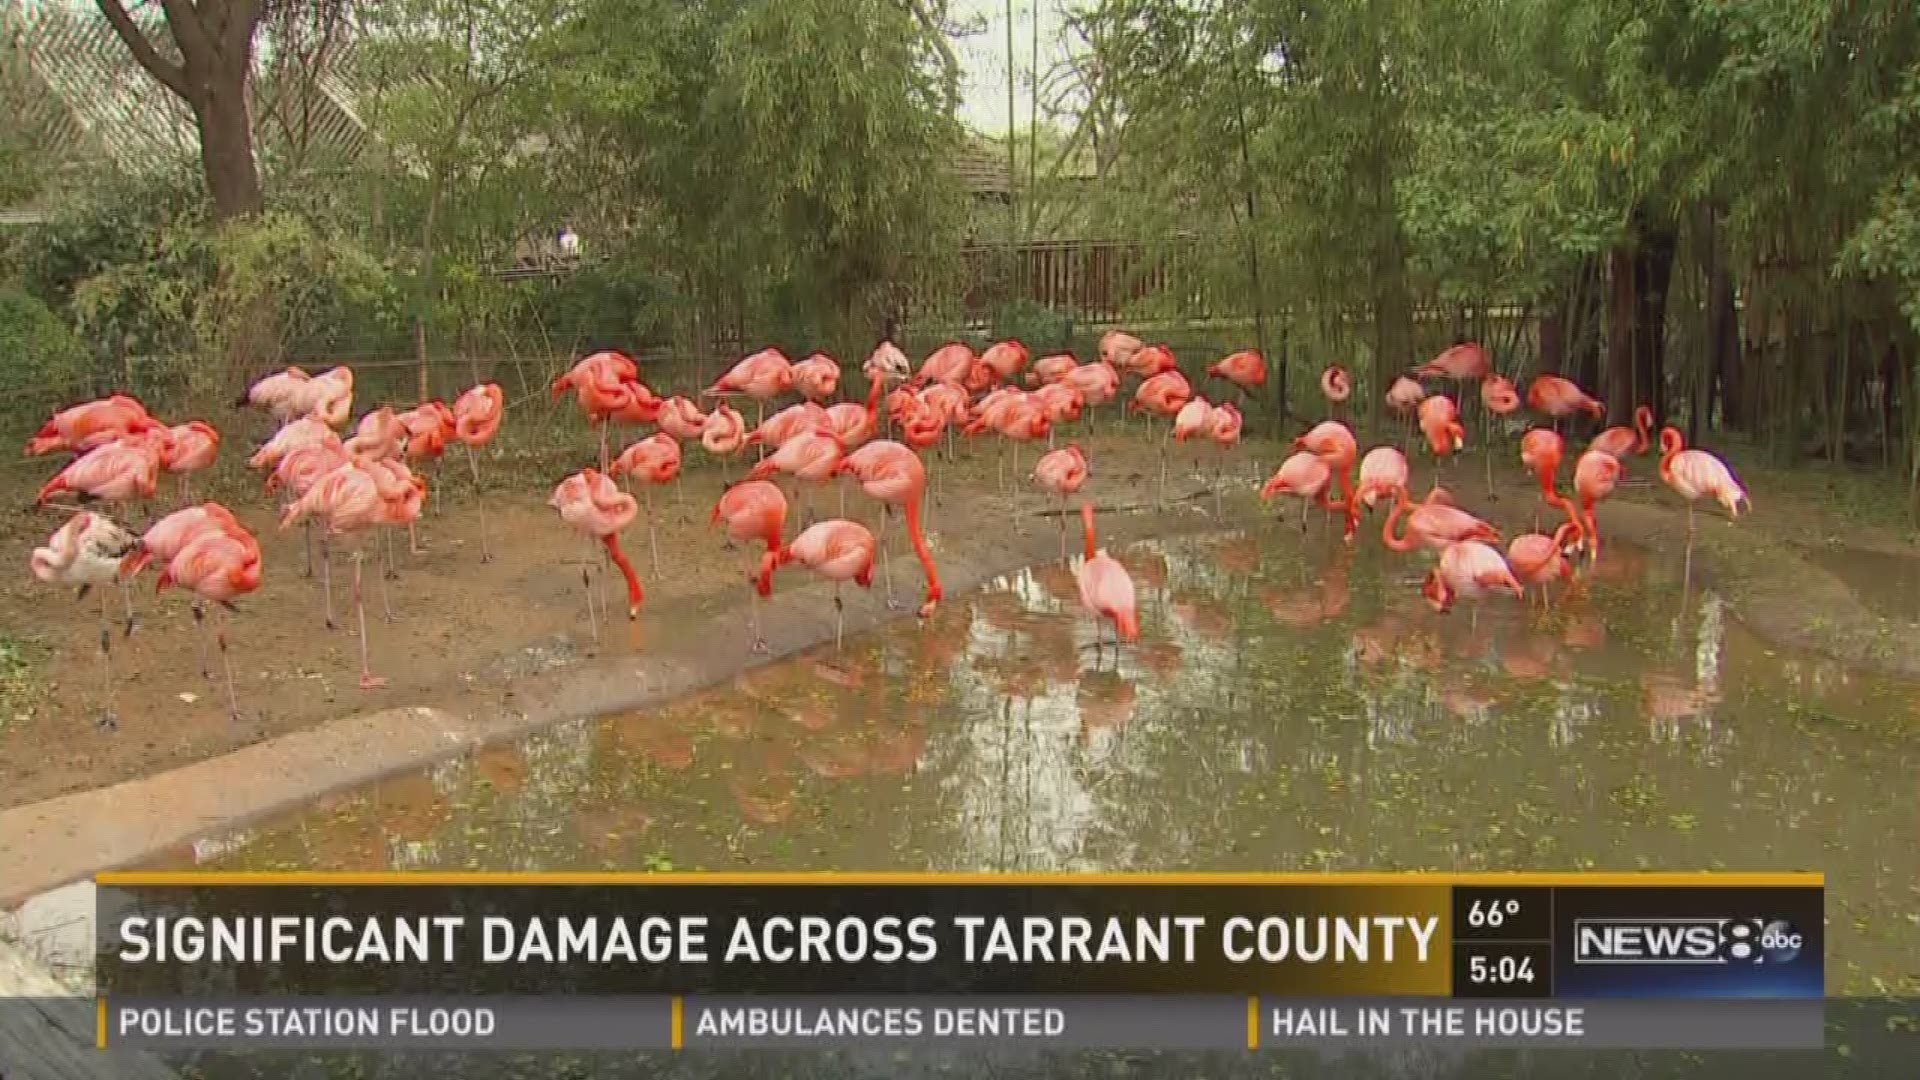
321, 534, 336, 630
1056, 495, 1067, 561
598, 421, 610, 475
878, 505, 899, 610
582, 541, 601, 645
120, 578, 136, 638
191, 599, 211, 679
1011, 443, 1024, 534
303, 518, 315, 578
408, 517, 423, 555
834, 583, 845, 652
95, 587, 117, 731
353, 550, 387, 689
1684, 502, 1696, 586
379, 534, 396, 622
217, 606, 243, 721
466, 444, 492, 562
749, 567, 768, 654
1158, 424, 1171, 507
645, 485, 661, 579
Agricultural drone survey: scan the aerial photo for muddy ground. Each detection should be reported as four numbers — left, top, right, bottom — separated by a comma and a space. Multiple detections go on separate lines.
4, 411, 1917, 813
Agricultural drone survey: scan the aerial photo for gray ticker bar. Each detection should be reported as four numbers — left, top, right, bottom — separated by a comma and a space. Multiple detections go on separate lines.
100, 996, 1825, 1051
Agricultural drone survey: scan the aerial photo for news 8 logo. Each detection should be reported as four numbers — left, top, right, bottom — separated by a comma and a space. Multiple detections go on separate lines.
1571, 917, 1805, 965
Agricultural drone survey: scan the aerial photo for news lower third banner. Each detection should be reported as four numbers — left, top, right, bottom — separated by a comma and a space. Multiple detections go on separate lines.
91, 872, 1827, 1051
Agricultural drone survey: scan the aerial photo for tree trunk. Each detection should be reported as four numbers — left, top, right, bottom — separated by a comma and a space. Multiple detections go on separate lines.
1705, 212, 1739, 433
1630, 224, 1676, 426
191, 81, 264, 220
1538, 305, 1565, 376
1604, 244, 1635, 429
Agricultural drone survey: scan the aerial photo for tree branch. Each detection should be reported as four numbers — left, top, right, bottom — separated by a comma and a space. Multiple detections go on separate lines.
94, 0, 192, 99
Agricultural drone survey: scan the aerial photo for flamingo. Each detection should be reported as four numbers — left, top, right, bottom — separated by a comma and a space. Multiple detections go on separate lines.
1172, 396, 1215, 495
1592, 405, 1656, 458
1075, 503, 1140, 661
548, 468, 645, 643
1207, 350, 1266, 394
791, 353, 841, 402
1031, 444, 1090, 558
122, 503, 252, 671
237, 368, 313, 420
1029, 354, 1079, 386
151, 517, 263, 719
1354, 446, 1410, 515
555, 349, 649, 471
36, 434, 162, 512
913, 343, 975, 387
766, 519, 876, 652
1259, 451, 1348, 533
268, 442, 352, 624
1381, 484, 1501, 552
1479, 375, 1520, 498
1031, 382, 1084, 447
1573, 449, 1623, 563
1411, 342, 1490, 382
1127, 344, 1177, 380
1295, 420, 1360, 540
1206, 402, 1243, 512
1509, 523, 1581, 610
747, 426, 845, 527
1131, 370, 1192, 505
1060, 360, 1120, 413
980, 340, 1031, 384
749, 402, 831, 450
701, 405, 749, 478
1320, 365, 1351, 419
30, 511, 141, 728
1385, 376, 1426, 447
1518, 428, 1586, 549
1658, 427, 1750, 574
712, 480, 789, 651
281, 464, 390, 687
1422, 539, 1524, 628
863, 341, 911, 388
452, 382, 504, 561
25, 394, 164, 456
344, 406, 409, 462
297, 367, 356, 428
610, 433, 682, 576
1098, 331, 1144, 371
1528, 375, 1605, 431
656, 396, 708, 441
836, 440, 943, 617
1417, 394, 1465, 473
821, 379, 887, 511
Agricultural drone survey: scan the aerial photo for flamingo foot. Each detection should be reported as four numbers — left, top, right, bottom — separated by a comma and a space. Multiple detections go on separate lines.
751, 637, 770, 654
359, 674, 389, 690
95, 709, 118, 732
123, 614, 136, 639
887, 598, 903, 611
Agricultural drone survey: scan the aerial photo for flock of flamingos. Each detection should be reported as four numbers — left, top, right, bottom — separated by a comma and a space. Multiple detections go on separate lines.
23, 330, 1749, 732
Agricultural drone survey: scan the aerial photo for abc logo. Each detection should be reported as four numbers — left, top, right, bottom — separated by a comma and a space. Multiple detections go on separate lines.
1722, 919, 1802, 964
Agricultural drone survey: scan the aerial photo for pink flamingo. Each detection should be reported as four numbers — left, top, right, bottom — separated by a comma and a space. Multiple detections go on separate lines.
712, 480, 789, 651
1573, 449, 1623, 564
1385, 376, 1427, 447
1381, 484, 1501, 552
31, 510, 141, 727
767, 519, 876, 651
837, 440, 943, 616
1354, 446, 1409, 516
25, 394, 164, 456
1417, 394, 1466, 473
1206, 401, 1243, 513
611, 432, 682, 576
792, 353, 841, 402
1658, 427, 1750, 574
282, 464, 389, 687
1422, 539, 1524, 629
701, 405, 749, 478
1528, 375, 1605, 432
160, 421, 219, 503
1131, 369, 1192, 504
1076, 502, 1140, 662
747, 426, 845, 527
1320, 365, 1351, 419
1592, 405, 1656, 458
1412, 342, 1490, 382
549, 468, 645, 643
1508, 523, 1581, 610
1259, 451, 1348, 534
123, 503, 251, 669
152, 516, 263, 718
912, 343, 975, 387
452, 382, 504, 561
36, 434, 161, 509
1031, 443, 1090, 557
1099, 331, 1144, 370
1479, 374, 1521, 498
1295, 420, 1360, 540
1030, 354, 1079, 386
267, 442, 351, 626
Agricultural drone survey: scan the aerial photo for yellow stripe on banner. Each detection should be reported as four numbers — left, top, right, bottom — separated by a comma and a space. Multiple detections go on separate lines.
1246, 996, 1259, 1050
97, 998, 106, 1050
93, 871, 1825, 888
671, 997, 685, 1050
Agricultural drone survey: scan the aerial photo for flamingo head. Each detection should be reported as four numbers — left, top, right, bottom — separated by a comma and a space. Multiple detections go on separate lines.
1421, 569, 1454, 613
1658, 427, 1685, 456
754, 550, 778, 597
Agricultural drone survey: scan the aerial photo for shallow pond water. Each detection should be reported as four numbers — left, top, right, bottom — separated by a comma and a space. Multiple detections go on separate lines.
159, 522, 1920, 997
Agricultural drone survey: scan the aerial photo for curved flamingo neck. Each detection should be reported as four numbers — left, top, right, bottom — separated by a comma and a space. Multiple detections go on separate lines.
602, 535, 643, 615
1632, 408, 1653, 455
1659, 431, 1683, 484
1382, 489, 1420, 552
1081, 502, 1098, 560
904, 496, 942, 615
863, 376, 884, 424
1544, 487, 1584, 545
